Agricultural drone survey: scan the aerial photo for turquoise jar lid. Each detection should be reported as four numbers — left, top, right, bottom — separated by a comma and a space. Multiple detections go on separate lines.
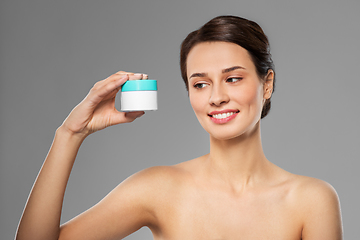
121, 80, 157, 92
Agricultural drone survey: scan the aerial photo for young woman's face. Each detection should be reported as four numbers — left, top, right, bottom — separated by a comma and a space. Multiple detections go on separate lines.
187, 41, 272, 140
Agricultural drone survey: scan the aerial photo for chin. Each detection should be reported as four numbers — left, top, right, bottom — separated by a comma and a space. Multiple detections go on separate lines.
206, 126, 248, 141
205, 119, 261, 141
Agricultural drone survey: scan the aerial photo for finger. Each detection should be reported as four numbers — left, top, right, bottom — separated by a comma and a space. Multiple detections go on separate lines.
113, 71, 147, 80
105, 72, 131, 84
124, 111, 145, 122
129, 73, 144, 80
92, 72, 129, 92
99, 74, 129, 97
88, 71, 147, 104
114, 70, 134, 75
88, 75, 129, 105
112, 111, 145, 125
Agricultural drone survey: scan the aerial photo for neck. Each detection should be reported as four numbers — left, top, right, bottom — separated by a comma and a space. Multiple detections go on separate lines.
206, 121, 271, 191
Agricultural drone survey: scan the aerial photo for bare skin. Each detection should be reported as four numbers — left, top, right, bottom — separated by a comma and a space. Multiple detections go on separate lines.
16, 42, 343, 240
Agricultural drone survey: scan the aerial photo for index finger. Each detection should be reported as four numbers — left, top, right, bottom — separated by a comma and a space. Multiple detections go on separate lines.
88, 74, 129, 105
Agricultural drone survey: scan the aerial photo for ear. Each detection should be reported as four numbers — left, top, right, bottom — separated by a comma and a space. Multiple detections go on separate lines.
263, 69, 274, 100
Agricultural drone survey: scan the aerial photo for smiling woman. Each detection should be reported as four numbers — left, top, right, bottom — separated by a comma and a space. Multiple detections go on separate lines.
181, 15, 275, 119
186, 41, 271, 140
16, 16, 343, 240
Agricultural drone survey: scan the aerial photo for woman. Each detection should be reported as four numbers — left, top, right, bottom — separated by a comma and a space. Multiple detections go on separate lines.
16, 15, 343, 240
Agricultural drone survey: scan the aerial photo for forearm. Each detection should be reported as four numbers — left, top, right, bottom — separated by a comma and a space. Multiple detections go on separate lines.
16, 126, 87, 240
15, 71, 145, 240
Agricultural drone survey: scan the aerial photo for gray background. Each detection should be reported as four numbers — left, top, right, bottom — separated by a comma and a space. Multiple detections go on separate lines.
1, 0, 359, 239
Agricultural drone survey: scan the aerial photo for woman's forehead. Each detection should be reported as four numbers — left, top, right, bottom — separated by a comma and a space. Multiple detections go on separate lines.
186, 42, 255, 75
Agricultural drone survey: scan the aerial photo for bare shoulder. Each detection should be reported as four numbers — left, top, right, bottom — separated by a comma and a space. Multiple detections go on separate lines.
118, 163, 193, 203
122, 158, 203, 202
286, 174, 343, 239
122, 164, 190, 188
289, 175, 340, 206
59, 165, 190, 239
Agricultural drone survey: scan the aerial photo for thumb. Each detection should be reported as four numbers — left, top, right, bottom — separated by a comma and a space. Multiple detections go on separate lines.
108, 111, 145, 126
123, 111, 145, 123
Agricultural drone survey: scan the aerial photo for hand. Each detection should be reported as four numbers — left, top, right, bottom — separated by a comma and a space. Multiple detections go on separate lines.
61, 71, 147, 137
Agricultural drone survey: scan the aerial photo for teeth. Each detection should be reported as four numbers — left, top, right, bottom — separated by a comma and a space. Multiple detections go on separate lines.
212, 112, 236, 119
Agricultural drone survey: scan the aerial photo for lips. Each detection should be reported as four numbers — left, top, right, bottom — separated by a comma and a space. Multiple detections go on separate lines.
208, 109, 239, 124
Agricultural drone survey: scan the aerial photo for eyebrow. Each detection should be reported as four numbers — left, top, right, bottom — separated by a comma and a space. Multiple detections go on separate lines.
222, 65, 245, 73
189, 66, 245, 79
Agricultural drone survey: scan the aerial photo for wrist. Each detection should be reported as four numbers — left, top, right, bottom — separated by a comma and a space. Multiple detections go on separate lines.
56, 125, 89, 142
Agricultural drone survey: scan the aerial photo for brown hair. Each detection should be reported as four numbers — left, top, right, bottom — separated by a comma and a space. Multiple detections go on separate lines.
180, 15, 275, 119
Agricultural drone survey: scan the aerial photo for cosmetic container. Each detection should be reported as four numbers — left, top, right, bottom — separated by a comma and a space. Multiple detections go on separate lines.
120, 80, 158, 111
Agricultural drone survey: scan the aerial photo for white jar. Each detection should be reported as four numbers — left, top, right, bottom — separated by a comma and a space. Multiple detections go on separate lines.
120, 80, 158, 111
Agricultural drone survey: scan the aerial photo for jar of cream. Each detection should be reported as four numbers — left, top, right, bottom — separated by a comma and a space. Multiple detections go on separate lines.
120, 79, 158, 111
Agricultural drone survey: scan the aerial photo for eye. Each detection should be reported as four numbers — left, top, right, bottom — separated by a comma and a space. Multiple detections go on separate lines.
193, 83, 208, 89
226, 77, 243, 83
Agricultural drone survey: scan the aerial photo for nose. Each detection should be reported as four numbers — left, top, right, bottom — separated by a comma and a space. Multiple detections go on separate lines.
209, 83, 230, 106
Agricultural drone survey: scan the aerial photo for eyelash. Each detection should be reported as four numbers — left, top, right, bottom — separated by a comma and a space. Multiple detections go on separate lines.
193, 83, 208, 89
226, 77, 243, 83
193, 77, 243, 89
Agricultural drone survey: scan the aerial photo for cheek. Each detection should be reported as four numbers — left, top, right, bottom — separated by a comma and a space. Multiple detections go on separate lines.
189, 87, 207, 105
232, 84, 262, 104
246, 86, 264, 119
189, 92, 204, 114
189, 91, 211, 128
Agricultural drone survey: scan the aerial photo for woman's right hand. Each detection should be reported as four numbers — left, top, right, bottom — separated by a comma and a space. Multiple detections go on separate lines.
61, 71, 147, 137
